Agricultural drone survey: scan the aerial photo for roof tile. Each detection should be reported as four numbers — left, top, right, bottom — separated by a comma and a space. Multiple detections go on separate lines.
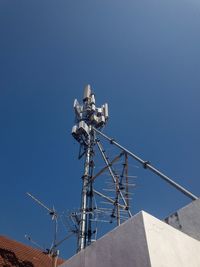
0, 235, 65, 267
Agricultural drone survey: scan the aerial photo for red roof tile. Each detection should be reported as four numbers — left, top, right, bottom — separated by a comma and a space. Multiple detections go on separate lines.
0, 235, 65, 267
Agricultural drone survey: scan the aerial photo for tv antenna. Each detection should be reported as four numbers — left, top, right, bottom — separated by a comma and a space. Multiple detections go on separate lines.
26, 192, 75, 267
72, 84, 198, 253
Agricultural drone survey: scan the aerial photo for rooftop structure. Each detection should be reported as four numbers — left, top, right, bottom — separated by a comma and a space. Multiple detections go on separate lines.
60, 198, 200, 267
165, 197, 200, 241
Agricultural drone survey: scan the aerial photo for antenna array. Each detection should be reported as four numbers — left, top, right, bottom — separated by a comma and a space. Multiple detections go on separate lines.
72, 84, 198, 253
72, 85, 133, 252
26, 84, 198, 259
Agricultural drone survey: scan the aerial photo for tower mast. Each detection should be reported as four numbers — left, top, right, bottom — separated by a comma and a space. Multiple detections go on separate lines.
72, 85, 108, 251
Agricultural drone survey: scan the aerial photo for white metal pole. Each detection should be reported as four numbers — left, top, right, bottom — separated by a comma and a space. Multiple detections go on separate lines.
78, 135, 91, 251
94, 128, 198, 201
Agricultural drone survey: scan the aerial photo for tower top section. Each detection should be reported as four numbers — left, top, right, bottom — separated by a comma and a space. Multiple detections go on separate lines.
72, 84, 108, 144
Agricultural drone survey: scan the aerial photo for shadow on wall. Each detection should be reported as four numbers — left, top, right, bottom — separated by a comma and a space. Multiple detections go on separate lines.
0, 248, 34, 267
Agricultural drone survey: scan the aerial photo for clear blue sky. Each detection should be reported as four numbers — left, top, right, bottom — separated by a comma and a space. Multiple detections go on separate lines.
0, 0, 200, 259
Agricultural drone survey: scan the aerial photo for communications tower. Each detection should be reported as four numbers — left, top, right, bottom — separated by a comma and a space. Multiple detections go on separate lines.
72, 85, 109, 251
72, 85, 197, 253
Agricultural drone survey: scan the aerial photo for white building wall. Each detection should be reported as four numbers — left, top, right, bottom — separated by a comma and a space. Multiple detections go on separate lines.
60, 209, 200, 267
143, 211, 200, 267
